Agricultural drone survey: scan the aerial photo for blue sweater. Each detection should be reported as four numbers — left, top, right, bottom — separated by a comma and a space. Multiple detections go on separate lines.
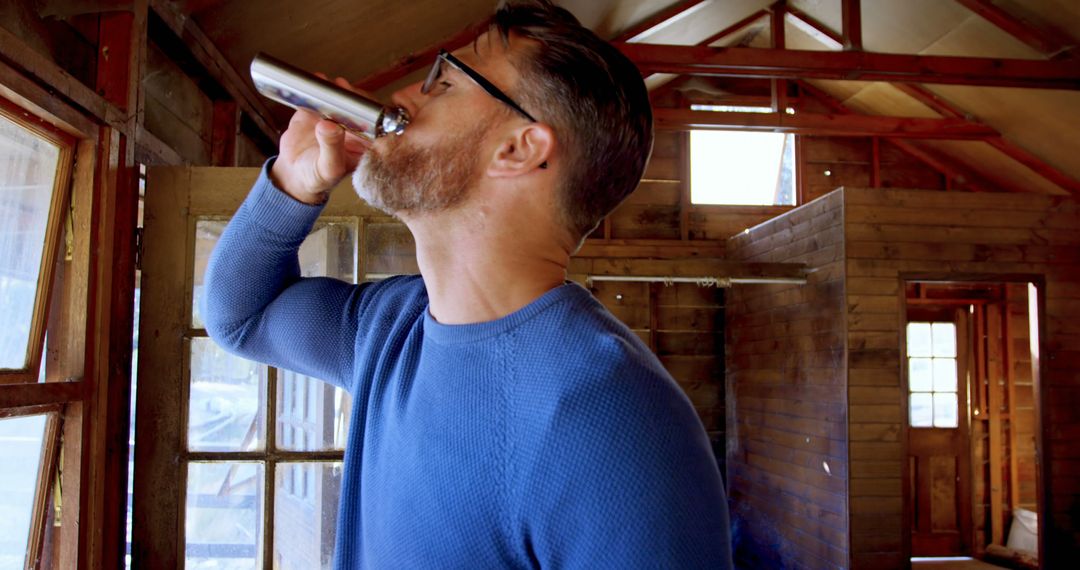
204, 163, 732, 569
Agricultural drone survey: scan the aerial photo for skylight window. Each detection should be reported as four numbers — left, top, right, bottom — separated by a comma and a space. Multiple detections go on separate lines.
690, 130, 796, 206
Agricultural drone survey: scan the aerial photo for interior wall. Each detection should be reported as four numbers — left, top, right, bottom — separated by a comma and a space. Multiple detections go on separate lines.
725, 190, 849, 570
842, 188, 1080, 568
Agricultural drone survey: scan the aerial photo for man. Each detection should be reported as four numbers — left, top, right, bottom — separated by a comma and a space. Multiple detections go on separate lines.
205, 1, 732, 567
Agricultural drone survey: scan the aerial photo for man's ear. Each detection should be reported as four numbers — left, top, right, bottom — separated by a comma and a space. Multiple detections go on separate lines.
487, 123, 555, 178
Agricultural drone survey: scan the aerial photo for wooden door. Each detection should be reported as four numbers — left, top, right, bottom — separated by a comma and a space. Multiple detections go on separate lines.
907, 309, 972, 556
132, 167, 407, 569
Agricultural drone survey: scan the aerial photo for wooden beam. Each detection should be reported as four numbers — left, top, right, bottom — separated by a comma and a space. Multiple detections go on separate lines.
954, 0, 1078, 59
871, 136, 881, 187
0, 382, 84, 409
353, 18, 490, 92
795, 80, 1002, 193
0, 25, 129, 134
149, 0, 280, 144
654, 108, 998, 139
842, 0, 863, 51
617, 43, 1080, 90
211, 100, 239, 166
785, 6, 843, 49
894, 83, 1080, 196
770, 1, 788, 113
613, 0, 709, 42
699, 9, 769, 47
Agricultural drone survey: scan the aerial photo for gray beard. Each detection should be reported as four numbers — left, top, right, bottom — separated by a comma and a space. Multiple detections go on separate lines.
351, 128, 482, 216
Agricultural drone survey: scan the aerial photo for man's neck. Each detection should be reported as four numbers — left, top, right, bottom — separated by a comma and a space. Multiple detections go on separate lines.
407, 213, 571, 325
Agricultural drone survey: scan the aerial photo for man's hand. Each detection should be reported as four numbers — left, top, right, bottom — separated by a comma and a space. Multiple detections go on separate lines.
270, 77, 372, 204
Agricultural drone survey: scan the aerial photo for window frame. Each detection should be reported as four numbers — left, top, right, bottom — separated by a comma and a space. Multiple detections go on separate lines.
0, 95, 77, 382
687, 128, 800, 208
0, 404, 62, 566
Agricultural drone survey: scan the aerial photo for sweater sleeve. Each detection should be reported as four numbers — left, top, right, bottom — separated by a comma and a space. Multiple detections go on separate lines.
521, 339, 733, 569
202, 159, 367, 390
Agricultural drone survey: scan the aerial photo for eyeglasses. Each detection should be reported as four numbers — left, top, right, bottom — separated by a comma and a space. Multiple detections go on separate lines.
422, 49, 538, 123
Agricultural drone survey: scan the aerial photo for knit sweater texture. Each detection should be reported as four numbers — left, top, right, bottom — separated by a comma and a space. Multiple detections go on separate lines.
204, 162, 732, 569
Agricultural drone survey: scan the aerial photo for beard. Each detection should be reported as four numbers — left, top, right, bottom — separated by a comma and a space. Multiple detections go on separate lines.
352, 124, 484, 215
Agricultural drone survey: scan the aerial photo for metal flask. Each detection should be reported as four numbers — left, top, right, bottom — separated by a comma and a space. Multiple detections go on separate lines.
251, 53, 409, 138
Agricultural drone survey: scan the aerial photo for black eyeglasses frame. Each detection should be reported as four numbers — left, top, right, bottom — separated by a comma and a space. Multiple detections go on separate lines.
421, 49, 538, 123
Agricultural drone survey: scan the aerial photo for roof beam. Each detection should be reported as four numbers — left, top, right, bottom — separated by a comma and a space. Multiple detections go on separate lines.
699, 9, 769, 47
787, 8, 1080, 196
616, 43, 1080, 90
954, 0, 1078, 59
654, 108, 997, 138
613, 0, 710, 43
149, 0, 280, 144
353, 19, 490, 92
796, 80, 1011, 194
841, 0, 863, 51
894, 84, 1080, 196
785, 6, 843, 49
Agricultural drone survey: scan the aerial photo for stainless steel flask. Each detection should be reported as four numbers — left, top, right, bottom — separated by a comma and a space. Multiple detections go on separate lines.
251, 53, 410, 138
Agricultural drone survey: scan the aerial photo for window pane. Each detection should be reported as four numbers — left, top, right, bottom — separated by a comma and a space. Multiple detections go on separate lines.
189, 337, 266, 452
933, 358, 958, 393
277, 370, 350, 451
934, 393, 959, 428
932, 323, 957, 357
192, 221, 227, 330
690, 130, 795, 206
274, 462, 342, 570
0, 414, 47, 568
0, 115, 61, 369
275, 221, 356, 451
185, 462, 264, 569
909, 358, 933, 392
910, 393, 933, 427
907, 323, 932, 357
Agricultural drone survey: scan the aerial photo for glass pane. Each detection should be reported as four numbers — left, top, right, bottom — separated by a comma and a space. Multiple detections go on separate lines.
275, 222, 355, 451
273, 462, 343, 570
185, 462, 264, 569
192, 221, 227, 330
909, 358, 933, 392
907, 323, 932, 357
194, 221, 357, 329
277, 371, 350, 451
0, 115, 61, 369
933, 358, 958, 393
0, 414, 47, 568
189, 337, 266, 452
934, 393, 959, 428
932, 323, 957, 357
690, 130, 794, 206
910, 393, 933, 427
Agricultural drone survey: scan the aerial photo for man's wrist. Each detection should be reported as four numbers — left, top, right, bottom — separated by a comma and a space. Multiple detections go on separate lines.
270, 159, 330, 205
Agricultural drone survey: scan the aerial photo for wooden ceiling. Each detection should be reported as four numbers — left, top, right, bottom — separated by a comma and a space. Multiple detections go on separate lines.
173, 0, 1080, 197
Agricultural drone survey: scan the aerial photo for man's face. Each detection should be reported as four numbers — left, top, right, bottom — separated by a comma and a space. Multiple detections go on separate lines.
351, 120, 486, 215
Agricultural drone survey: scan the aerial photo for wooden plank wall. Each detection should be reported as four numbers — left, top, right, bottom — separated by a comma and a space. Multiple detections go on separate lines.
1006, 282, 1039, 513
843, 188, 1080, 568
724, 190, 849, 570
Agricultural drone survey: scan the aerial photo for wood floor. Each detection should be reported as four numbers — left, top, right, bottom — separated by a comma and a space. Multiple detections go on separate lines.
911, 558, 1008, 570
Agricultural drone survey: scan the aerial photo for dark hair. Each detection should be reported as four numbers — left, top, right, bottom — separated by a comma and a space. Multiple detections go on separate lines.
492, 0, 654, 244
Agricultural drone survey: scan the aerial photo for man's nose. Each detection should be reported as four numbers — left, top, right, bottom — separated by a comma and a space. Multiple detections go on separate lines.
391, 81, 427, 120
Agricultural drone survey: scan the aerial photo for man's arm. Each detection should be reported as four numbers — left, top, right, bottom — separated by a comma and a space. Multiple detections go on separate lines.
202, 162, 368, 389
204, 85, 372, 389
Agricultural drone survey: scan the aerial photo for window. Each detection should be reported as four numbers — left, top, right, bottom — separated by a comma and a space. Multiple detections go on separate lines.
0, 109, 72, 373
689, 129, 796, 206
907, 322, 959, 428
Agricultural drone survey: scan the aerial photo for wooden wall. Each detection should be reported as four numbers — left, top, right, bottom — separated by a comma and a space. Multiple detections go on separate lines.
725, 190, 849, 570
843, 188, 1080, 568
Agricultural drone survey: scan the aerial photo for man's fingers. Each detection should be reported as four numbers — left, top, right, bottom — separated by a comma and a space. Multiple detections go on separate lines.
314, 120, 348, 182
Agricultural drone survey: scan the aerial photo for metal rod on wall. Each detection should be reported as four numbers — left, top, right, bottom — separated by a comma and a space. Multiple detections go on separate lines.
363, 273, 807, 287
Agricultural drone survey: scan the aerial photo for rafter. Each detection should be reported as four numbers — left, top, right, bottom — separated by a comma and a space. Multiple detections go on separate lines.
841, 0, 862, 51
796, 80, 1013, 194
785, 6, 843, 49
149, 0, 279, 144
954, 0, 1078, 59
787, 9, 1080, 197
613, 0, 710, 43
353, 19, 490, 92
698, 9, 769, 47
617, 43, 1080, 90
654, 108, 997, 138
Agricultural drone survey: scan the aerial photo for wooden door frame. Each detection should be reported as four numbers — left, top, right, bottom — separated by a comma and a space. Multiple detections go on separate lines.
898, 273, 1048, 567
